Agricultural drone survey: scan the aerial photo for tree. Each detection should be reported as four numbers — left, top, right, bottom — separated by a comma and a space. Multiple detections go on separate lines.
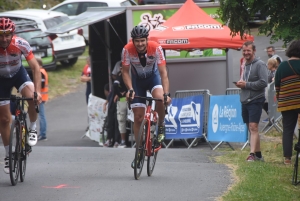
217, 0, 300, 45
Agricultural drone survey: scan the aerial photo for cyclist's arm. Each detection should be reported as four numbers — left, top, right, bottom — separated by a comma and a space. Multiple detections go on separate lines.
19, 37, 41, 95
27, 57, 41, 93
158, 64, 170, 94
122, 64, 132, 90
156, 45, 170, 94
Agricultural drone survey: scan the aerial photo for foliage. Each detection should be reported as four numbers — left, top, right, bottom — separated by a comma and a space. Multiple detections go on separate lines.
217, 0, 300, 45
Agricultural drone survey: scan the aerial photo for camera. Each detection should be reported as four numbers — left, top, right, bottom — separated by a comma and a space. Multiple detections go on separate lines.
294, 142, 300, 152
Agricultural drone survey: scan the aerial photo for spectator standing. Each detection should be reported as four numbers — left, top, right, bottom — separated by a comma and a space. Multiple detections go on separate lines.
235, 41, 268, 162
103, 83, 119, 148
113, 66, 128, 148
239, 57, 246, 80
36, 58, 48, 141
81, 56, 92, 104
111, 60, 121, 81
81, 57, 91, 131
275, 40, 300, 165
266, 46, 283, 63
262, 58, 279, 123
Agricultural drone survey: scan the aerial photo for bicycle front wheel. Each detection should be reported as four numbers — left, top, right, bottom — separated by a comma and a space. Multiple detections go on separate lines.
134, 119, 147, 180
19, 125, 27, 182
9, 120, 20, 186
147, 122, 158, 177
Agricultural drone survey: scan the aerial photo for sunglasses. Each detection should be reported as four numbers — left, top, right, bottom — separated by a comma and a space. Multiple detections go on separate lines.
0, 29, 13, 34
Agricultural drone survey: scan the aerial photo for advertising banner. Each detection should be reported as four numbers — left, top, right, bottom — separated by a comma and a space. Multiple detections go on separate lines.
132, 7, 225, 58
207, 95, 247, 142
165, 95, 204, 139
87, 94, 107, 143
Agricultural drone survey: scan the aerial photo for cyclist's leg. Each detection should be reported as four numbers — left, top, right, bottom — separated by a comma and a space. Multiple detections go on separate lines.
15, 67, 37, 125
0, 78, 13, 173
15, 67, 37, 146
149, 72, 165, 142
131, 77, 147, 142
0, 104, 12, 147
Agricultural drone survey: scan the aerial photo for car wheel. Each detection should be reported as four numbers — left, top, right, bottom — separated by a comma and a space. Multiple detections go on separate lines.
60, 57, 78, 67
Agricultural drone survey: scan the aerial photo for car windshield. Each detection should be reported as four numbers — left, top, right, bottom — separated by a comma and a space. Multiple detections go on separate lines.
17, 30, 50, 44
43, 16, 69, 29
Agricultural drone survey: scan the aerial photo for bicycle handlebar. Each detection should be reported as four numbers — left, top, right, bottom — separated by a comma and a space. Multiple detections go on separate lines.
0, 92, 39, 113
127, 94, 168, 114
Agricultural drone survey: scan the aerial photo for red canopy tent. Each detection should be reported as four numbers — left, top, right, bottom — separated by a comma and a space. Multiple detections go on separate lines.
148, 0, 253, 50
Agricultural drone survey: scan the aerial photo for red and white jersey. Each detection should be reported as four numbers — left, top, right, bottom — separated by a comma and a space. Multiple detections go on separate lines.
122, 41, 166, 79
0, 35, 34, 78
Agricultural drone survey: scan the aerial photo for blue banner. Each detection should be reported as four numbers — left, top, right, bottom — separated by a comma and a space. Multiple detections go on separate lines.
207, 95, 247, 142
165, 95, 204, 139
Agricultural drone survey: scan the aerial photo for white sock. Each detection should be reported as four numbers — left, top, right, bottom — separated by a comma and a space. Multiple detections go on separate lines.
121, 140, 125, 143
30, 122, 37, 130
5, 145, 9, 157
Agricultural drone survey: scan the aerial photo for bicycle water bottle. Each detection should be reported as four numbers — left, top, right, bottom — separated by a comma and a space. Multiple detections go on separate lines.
22, 127, 25, 148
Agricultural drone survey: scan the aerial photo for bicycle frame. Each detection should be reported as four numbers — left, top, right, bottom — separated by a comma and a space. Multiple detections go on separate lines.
13, 98, 29, 149
144, 99, 161, 157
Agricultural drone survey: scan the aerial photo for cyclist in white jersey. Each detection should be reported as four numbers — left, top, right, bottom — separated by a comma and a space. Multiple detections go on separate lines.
121, 25, 171, 168
0, 18, 42, 174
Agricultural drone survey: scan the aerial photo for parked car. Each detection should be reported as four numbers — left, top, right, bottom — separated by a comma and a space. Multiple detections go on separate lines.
49, 0, 137, 43
137, 0, 211, 4
14, 21, 56, 72
0, 9, 86, 66
248, 10, 267, 24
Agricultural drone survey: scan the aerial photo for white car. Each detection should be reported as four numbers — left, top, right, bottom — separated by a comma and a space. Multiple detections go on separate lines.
0, 9, 86, 66
49, 0, 137, 42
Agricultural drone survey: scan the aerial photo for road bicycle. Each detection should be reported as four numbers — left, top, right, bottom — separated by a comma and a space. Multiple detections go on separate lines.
0, 93, 39, 186
129, 93, 167, 180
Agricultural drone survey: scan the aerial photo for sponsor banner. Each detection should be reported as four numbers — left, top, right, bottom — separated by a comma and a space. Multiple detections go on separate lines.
165, 95, 204, 139
207, 95, 247, 143
87, 94, 107, 144
172, 24, 223, 31
132, 7, 225, 58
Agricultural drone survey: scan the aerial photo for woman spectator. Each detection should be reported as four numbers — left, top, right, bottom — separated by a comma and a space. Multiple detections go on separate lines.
275, 40, 300, 165
262, 58, 279, 123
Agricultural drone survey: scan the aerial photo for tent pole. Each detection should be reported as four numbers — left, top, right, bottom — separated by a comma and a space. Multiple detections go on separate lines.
225, 48, 229, 89
104, 20, 112, 91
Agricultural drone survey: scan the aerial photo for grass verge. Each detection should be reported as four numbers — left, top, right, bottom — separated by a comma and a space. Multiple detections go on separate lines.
47, 59, 86, 100
216, 130, 300, 201
47, 47, 88, 100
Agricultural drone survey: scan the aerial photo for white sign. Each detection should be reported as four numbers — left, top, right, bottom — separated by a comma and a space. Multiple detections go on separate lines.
166, 50, 180, 57
87, 94, 107, 145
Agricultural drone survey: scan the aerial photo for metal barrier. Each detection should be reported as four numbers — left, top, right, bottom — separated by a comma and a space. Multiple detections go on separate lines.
225, 88, 241, 95
164, 89, 213, 149
261, 82, 283, 134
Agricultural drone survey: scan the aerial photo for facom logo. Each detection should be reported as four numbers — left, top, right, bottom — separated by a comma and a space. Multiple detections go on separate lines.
212, 104, 218, 133
158, 39, 189, 44
166, 39, 189, 44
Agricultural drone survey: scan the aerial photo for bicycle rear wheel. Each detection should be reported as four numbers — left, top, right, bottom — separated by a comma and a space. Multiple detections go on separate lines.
147, 122, 158, 177
9, 120, 20, 186
19, 125, 27, 182
134, 119, 147, 180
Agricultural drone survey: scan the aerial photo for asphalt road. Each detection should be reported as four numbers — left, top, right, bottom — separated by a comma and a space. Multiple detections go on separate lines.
0, 35, 287, 200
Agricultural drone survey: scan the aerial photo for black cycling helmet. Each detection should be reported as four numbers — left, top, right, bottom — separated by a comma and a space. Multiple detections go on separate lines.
131, 25, 149, 39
